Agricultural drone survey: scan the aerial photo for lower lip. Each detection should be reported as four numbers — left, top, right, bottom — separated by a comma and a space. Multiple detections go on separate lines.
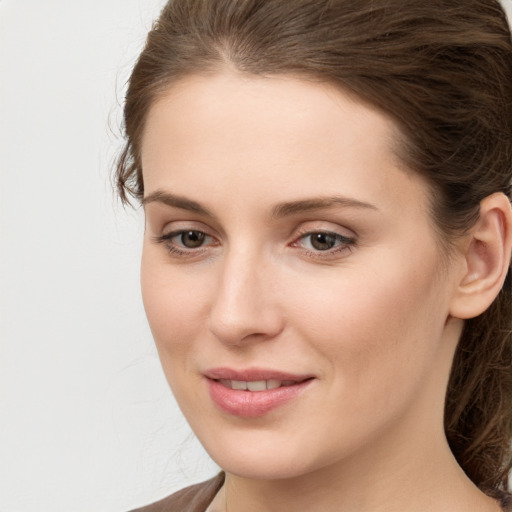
206, 378, 313, 418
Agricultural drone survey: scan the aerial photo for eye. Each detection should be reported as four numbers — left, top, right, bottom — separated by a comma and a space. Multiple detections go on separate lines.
175, 230, 207, 248
293, 230, 356, 255
155, 229, 217, 256
304, 232, 342, 251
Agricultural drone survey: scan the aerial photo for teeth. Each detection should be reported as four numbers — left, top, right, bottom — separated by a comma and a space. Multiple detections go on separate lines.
232, 380, 248, 390
218, 379, 287, 391
266, 379, 281, 390
247, 380, 266, 391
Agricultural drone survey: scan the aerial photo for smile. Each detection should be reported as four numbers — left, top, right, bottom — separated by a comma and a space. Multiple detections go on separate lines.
204, 368, 315, 417
218, 379, 299, 391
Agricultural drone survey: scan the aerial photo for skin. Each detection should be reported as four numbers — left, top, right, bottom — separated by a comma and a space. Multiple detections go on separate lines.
139, 72, 504, 511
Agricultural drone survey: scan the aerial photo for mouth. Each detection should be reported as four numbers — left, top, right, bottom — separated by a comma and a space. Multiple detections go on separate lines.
203, 368, 315, 417
216, 378, 310, 391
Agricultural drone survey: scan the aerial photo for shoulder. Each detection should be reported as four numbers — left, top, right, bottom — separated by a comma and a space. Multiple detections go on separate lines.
128, 472, 225, 512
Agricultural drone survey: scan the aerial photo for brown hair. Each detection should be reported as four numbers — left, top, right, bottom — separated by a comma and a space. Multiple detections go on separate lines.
115, 0, 512, 503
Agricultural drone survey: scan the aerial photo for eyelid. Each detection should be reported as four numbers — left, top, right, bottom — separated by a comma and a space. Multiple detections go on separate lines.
155, 217, 218, 240
158, 228, 217, 244
292, 230, 355, 247
161, 229, 214, 244
290, 225, 357, 259
152, 226, 220, 260
158, 217, 214, 233
152, 221, 357, 260
292, 221, 356, 241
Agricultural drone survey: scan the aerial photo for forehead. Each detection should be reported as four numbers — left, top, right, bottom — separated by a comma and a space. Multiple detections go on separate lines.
140, 72, 430, 217
142, 72, 396, 165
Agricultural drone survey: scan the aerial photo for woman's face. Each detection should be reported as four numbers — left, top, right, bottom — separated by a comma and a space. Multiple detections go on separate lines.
140, 73, 464, 479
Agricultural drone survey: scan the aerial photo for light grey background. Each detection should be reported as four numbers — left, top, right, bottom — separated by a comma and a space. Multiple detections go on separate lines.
0, 2, 217, 511
1, 1, 511, 511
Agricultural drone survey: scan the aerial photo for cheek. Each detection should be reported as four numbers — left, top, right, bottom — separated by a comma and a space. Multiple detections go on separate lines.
289, 249, 447, 389
140, 248, 209, 358
140, 250, 215, 415
275, 251, 451, 457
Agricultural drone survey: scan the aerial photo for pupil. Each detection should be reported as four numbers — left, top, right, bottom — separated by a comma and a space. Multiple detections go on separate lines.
311, 233, 336, 251
181, 231, 205, 248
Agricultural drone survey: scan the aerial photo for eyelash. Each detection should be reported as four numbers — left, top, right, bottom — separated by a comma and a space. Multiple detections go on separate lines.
154, 230, 217, 257
154, 229, 356, 259
292, 230, 356, 259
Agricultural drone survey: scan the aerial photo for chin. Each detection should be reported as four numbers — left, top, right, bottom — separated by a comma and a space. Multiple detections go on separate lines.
196, 427, 339, 481
213, 453, 312, 481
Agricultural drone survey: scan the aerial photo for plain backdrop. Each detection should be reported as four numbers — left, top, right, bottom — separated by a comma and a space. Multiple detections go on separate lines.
0, 1, 218, 511
1, 1, 512, 511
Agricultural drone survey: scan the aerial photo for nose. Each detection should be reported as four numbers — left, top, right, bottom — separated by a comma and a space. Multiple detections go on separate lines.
208, 249, 284, 346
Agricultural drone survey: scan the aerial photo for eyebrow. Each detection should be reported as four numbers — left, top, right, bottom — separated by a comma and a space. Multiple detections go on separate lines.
142, 190, 214, 217
142, 190, 378, 218
271, 196, 378, 218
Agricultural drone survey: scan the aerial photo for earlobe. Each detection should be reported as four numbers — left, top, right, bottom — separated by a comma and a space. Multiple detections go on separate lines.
449, 193, 512, 320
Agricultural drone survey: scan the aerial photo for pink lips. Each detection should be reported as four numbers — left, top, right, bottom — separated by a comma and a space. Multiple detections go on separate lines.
204, 367, 314, 418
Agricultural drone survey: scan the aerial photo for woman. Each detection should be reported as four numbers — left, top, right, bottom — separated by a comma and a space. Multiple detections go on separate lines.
117, 1, 512, 510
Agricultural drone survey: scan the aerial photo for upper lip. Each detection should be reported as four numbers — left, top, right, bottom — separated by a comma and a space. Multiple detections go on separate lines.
203, 367, 314, 382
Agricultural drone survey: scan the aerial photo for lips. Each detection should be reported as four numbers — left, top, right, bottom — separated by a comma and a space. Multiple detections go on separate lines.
204, 367, 315, 417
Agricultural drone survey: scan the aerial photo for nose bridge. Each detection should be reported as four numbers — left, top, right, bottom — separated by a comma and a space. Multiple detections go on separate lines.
208, 243, 282, 345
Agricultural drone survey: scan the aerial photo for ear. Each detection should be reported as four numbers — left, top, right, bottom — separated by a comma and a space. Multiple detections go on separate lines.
449, 192, 512, 320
